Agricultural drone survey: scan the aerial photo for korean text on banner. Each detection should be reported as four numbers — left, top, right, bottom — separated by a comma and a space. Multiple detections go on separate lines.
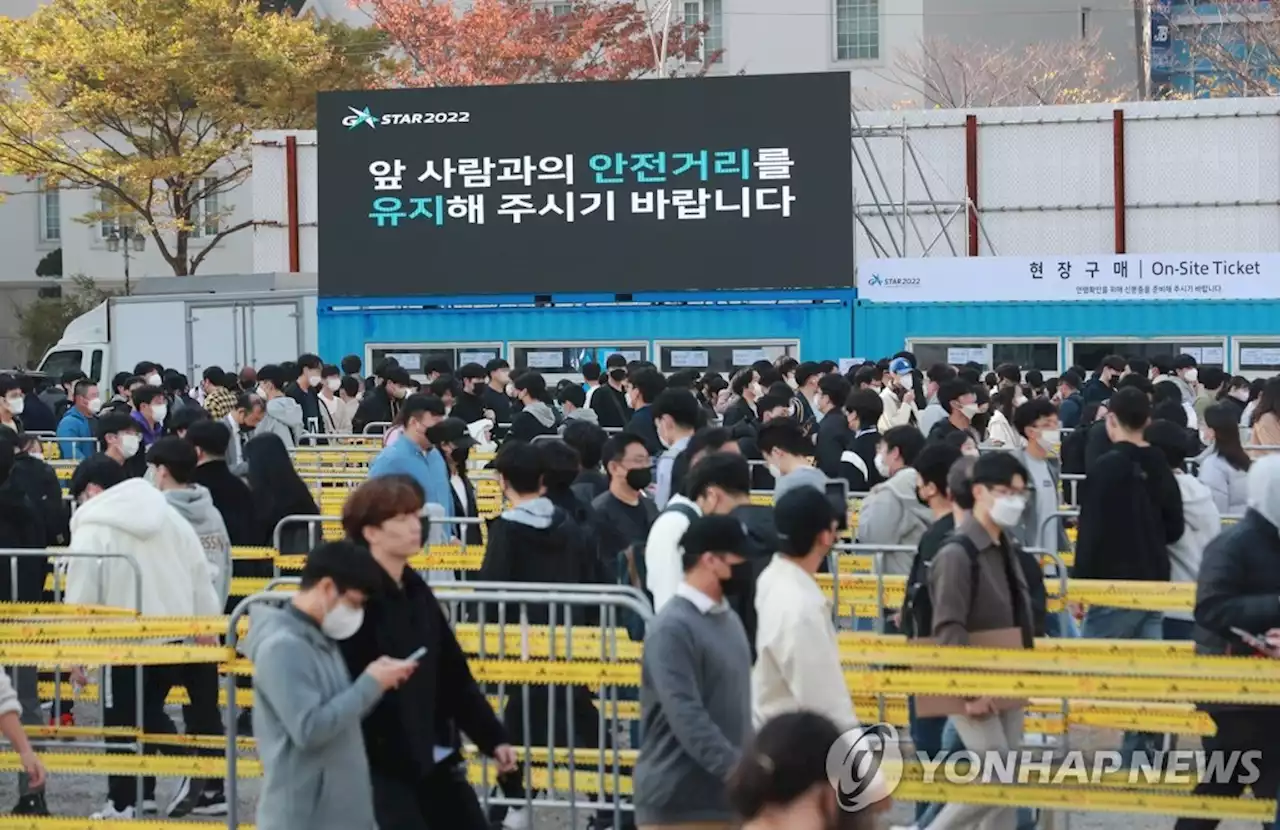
858, 255, 1279, 303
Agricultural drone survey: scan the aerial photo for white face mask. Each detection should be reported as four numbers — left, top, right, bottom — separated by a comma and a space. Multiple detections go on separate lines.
146, 373, 162, 386
874, 452, 890, 478
767, 463, 782, 479
5, 395, 23, 416
990, 494, 1027, 529
960, 403, 980, 419
1037, 429, 1061, 452
326, 377, 341, 392
150, 403, 168, 423
1014, 395, 1028, 408
87, 397, 103, 415
308, 372, 322, 386
320, 598, 365, 640
120, 433, 141, 459
784, 375, 798, 391
749, 382, 764, 399
1184, 368, 1199, 384
28, 451, 42, 461
1231, 389, 1251, 403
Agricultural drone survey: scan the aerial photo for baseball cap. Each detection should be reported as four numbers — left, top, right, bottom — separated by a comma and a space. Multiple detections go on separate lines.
889, 357, 913, 377
774, 487, 841, 554
426, 417, 477, 449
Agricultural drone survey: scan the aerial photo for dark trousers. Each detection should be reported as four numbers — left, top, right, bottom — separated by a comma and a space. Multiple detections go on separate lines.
174, 661, 226, 792
103, 665, 179, 810
1173, 708, 1280, 830
372, 762, 489, 830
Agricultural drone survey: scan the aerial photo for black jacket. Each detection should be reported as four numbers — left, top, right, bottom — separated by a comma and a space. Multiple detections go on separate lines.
340, 566, 508, 782
449, 390, 488, 425
735, 425, 777, 492
591, 490, 658, 584
844, 428, 884, 493
0, 480, 47, 603
1082, 376, 1114, 405
1083, 419, 1114, 473
479, 499, 597, 622
20, 393, 56, 433
726, 503, 781, 660
285, 384, 325, 437
1074, 441, 1184, 582
815, 414, 852, 480
448, 474, 484, 547
626, 406, 662, 457
571, 469, 609, 505
481, 386, 513, 435
722, 397, 757, 430
1194, 509, 1280, 660
9, 453, 68, 547
190, 460, 258, 546
589, 385, 628, 430
352, 387, 398, 435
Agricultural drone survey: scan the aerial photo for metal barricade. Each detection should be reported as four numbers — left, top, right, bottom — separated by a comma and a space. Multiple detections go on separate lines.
225, 581, 653, 830
2, 549, 147, 805
1061, 473, 1084, 506
361, 421, 394, 435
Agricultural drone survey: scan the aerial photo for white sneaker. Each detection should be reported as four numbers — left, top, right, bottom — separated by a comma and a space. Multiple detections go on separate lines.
90, 802, 136, 820
503, 806, 531, 830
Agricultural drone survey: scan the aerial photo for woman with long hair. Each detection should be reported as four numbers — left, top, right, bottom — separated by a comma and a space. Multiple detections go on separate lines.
1249, 377, 1280, 456
728, 711, 878, 830
1200, 402, 1251, 514
244, 433, 320, 557
984, 386, 1023, 449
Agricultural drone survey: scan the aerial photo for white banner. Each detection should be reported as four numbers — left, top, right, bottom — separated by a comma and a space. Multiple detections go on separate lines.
858, 254, 1276, 303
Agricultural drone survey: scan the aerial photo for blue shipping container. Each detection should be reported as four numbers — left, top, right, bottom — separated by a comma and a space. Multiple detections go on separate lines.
319, 289, 856, 364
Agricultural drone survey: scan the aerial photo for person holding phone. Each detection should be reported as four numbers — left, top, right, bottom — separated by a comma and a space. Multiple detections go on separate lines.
338, 475, 516, 830
243, 540, 416, 830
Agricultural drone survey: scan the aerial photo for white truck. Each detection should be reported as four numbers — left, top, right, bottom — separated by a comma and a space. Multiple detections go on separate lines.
38, 272, 318, 385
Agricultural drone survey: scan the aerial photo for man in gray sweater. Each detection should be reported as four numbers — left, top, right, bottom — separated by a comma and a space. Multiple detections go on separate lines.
242, 541, 417, 830
758, 418, 832, 503
634, 515, 753, 830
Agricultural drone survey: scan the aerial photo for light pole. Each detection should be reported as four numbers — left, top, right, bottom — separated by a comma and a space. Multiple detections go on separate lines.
106, 225, 145, 295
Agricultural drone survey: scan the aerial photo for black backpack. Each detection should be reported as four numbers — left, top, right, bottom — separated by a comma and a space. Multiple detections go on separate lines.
904, 532, 1046, 640
619, 502, 699, 603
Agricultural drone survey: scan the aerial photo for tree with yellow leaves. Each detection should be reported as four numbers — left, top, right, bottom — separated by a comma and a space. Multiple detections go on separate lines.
0, 0, 388, 276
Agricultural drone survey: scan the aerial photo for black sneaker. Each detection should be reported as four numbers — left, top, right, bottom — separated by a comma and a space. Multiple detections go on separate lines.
11, 793, 50, 816
191, 788, 228, 816
165, 777, 204, 818
236, 710, 253, 737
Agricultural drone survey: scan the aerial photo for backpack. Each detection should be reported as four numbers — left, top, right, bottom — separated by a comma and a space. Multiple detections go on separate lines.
904, 532, 1046, 640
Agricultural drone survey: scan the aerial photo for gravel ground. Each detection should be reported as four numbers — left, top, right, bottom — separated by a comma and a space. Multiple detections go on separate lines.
0, 709, 1265, 830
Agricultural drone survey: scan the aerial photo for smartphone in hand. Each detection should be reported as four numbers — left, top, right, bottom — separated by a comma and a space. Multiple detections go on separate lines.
1230, 627, 1280, 658
406, 646, 427, 662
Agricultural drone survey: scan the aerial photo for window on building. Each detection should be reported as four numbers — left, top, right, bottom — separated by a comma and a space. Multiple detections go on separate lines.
189, 178, 220, 239
551, 2, 571, 15
681, 0, 723, 64
37, 178, 59, 243
836, 0, 879, 61
99, 190, 118, 239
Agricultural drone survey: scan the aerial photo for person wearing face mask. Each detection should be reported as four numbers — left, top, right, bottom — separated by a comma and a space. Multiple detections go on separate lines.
64, 457, 222, 820
85, 413, 143, 474
1198, 402, 1251, 515
812, 374, 853, 479
651, 389, 700, 509
591, 433, 658, 583
250, 365, 304, 448
760, 419, 827, 502
338, 476, 515, 830
481, 358, 514, 436
729, 712, 876, 830
1082, 354, 1126, 405
839, 389, 885, 492
315, 364, 343, 434
1056, 370, 1085, 429
724, 369, 763, 430
877, 357, 919, 433
368, 395, 452, 528
0, 375, 25, 436
624, 367, 668, 456
129, 384, 168, 448
1009, 398, 1070, 558
243, 539, 416, 830
199, 368, 238, 420
927, 379, 980, 444
1220, 375, 1252, 420
791, 362, 824, 426
508, 371, 561, 443
855, 425, 932, 580
924, 452, 1036, 830
284, 354, 326, 440
634, 514, 753, 830
590, 354, 631, 429
353, 365, 411, 437
1158, 353, 1199, 406
448, 363, 489, 425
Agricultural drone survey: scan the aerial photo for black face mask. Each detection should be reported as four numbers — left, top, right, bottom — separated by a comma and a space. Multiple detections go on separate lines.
625, 467, 652, 492
721, 560, 752, 597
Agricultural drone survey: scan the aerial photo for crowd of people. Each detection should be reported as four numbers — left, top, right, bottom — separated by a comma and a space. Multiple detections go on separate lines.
2, 346, 1280, 828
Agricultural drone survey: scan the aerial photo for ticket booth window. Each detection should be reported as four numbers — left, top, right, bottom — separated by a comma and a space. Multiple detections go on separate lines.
907, 341, 1059, 374
1236, 340, 1280, 379
367, 343, 503, 380
510, 343, 649, 383
655, 341, 799, 375
1070, 339, 1225, 373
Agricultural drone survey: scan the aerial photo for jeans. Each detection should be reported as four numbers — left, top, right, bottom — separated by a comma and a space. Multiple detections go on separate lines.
916, 718, 1037, 830
1082, 606, 1164, 765
1162, 616, 1195, 641
908, 698, 947, 821
1044, 610, 1081, 638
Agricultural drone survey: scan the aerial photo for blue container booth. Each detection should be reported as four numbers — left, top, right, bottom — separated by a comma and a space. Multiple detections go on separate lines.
319, 289, 856, 381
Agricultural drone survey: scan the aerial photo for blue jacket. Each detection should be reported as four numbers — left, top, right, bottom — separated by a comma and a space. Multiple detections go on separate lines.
55, 407, 95, 461
368, 438, 455, 520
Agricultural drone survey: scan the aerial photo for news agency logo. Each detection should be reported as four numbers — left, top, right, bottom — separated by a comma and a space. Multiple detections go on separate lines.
825, 723, 903, 812
344, 106, 378, 130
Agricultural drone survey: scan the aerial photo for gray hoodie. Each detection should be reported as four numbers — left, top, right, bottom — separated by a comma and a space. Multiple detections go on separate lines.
773, 465, 831, 503
854, 467, 934, 575
917, 402, 948, 438
256, 395, 304, 448
164, 485, 232, 605
241, 604, 384, 830
523, 400, 558, 429
561, 407, 599, 428
1197, 451, 1249, 517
